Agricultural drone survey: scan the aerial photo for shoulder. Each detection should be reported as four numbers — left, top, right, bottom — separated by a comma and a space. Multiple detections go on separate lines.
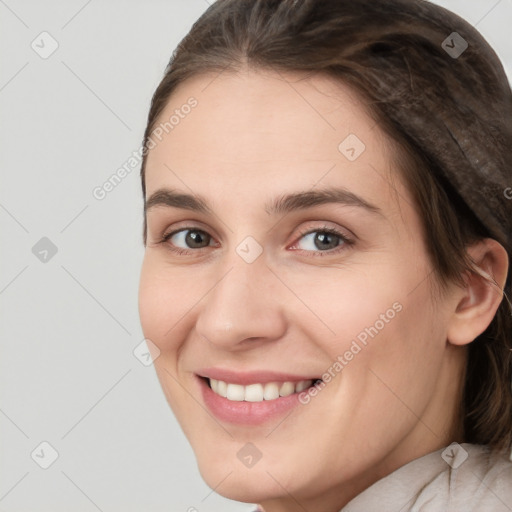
341, 443, 512, 512
449, 443, 512, 511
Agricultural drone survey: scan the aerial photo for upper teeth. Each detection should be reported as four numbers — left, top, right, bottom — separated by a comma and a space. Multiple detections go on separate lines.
209, 378, 313, 402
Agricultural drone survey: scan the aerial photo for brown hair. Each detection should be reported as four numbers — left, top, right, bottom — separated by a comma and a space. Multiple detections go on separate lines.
140, 0, 512, 451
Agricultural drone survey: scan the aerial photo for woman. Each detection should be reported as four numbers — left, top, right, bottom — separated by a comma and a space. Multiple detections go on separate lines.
138, 0, 512, 510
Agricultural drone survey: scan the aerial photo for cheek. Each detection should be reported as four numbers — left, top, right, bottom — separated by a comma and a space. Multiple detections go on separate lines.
279, 263, 407, 355
138, 256, 197, 350
333, 283, 445, 446
294, 259, 444, 419
138, 264, 167, 344
138, 259, 202, 421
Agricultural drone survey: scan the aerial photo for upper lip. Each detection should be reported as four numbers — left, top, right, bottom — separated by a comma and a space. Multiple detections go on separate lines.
196, 368, 320, 385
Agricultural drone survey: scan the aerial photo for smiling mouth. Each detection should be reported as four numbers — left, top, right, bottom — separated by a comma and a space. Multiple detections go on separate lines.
204, 377, 323, 402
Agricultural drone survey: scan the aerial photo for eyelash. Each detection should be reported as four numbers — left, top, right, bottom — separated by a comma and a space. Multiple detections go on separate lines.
292, 226, 354, 257
156, 224, 354, 258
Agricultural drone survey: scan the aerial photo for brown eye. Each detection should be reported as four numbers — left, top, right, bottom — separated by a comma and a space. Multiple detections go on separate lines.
162, 228, 213, 251
291, 226, 354, 257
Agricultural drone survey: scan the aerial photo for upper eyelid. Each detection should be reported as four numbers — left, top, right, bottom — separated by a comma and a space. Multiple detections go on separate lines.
295, 223, 353, 239
163, 221, 349, 237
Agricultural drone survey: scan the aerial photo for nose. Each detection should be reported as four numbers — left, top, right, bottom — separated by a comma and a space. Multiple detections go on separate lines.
194, 253, 288, 351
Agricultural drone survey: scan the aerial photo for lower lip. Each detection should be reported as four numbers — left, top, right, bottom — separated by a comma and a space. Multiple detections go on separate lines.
198, 377, 303, 425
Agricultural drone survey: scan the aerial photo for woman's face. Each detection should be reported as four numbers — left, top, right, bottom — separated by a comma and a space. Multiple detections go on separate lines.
139, 69, 463, 510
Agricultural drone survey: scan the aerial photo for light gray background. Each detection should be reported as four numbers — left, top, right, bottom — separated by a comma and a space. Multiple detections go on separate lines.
1, 1, 511, 511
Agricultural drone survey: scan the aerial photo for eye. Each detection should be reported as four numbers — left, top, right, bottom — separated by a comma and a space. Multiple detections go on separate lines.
290, 225, 353, 257
158, 227, 215, 254
156, 224, 353, 257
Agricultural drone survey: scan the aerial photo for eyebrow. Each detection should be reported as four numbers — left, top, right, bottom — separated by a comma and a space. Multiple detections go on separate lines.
145, 187, 383, 217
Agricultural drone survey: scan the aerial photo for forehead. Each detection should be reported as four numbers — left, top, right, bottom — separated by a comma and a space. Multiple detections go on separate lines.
144, 68, 407, 218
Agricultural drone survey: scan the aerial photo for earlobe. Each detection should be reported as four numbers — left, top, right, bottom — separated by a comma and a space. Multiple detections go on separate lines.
447, 238, 509, 347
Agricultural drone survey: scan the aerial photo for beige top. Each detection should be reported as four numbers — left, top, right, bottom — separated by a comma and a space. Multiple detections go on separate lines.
341, 442, 512, 511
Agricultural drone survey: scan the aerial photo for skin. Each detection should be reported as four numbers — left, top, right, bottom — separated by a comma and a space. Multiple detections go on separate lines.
138, 67, 508, 512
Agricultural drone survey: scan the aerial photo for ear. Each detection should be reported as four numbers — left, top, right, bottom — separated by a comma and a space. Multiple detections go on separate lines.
447, 238, 509, 346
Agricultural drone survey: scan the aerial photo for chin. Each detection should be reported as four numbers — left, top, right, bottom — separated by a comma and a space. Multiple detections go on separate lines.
195, 452, 300, 504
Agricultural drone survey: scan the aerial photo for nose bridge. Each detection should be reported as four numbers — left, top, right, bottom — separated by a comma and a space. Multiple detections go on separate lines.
195, 247, 286, 349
